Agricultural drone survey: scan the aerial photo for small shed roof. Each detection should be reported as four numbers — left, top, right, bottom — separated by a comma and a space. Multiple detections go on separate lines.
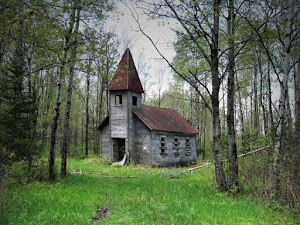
133, 105, 198, 134
108, 49, 144, 93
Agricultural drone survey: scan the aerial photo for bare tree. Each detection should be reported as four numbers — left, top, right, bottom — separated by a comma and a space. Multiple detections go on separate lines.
227, 0, 238, 190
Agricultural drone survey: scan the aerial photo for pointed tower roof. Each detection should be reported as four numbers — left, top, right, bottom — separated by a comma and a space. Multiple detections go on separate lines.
108, 49, 144, 93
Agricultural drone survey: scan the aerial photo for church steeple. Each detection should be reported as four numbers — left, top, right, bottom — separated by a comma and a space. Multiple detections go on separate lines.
108, 49, 144, 93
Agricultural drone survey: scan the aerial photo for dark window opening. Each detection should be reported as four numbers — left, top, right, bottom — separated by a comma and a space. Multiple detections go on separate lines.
174, 137, 179, 147
185, 137, 191, 156
185, 138, 190, 146
132, 96, 137, 106
115, 95, 122, 105
159, 136, 167, 157
173, 137, 180, 158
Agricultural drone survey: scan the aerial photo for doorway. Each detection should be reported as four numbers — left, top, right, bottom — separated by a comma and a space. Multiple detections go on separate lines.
112, 138, 125, 161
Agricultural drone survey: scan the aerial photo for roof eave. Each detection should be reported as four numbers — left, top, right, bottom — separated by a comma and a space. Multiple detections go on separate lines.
132, 111, 153, 131
97, 116, 109, 130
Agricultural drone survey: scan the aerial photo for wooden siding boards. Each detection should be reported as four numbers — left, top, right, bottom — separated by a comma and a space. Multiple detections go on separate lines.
110, 91, 128, 138
151, 131, 197, 166
127, 91, 142, 157
100, 121, 111, 159
133, 114, 151, 165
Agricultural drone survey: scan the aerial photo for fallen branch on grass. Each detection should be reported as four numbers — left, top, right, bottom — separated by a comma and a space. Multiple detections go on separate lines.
70, 170, 138, 179
175, 146, 270, 176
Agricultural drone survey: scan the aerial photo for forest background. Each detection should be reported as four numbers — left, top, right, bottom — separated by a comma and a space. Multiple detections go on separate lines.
0, 0, 299, 211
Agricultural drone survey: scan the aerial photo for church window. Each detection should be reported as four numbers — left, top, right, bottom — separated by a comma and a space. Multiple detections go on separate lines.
173, 137, 180, 158
185, 137, 191, 156
159, 136, 167, 157
173, 137, 180, 149
132, 96, 137, 106
115, 95, 122, 105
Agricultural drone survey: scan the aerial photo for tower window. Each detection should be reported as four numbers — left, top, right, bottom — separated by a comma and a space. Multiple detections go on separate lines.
132, 96, 137, 106
115, 95, 122, 105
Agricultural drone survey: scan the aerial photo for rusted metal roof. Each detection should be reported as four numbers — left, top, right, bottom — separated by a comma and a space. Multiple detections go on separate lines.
133, 105, 198, 134
97, 116, 109, 130
108, 49, 144, 93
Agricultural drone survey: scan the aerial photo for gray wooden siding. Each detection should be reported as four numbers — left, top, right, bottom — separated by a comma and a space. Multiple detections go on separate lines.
110, 91, 128, 138
133, 114, 151, 165
127, 91, 142, 157
100, 122, 111, 160
151, 132, 197, 166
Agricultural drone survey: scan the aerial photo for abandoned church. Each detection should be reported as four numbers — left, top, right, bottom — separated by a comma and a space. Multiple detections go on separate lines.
98, 49, 198, 166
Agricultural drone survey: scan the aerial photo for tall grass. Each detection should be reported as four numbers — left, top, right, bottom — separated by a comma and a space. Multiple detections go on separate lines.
0, 157, 298, 225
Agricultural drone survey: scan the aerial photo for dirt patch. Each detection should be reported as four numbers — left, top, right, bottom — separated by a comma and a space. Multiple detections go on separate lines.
92, 206, 110, 222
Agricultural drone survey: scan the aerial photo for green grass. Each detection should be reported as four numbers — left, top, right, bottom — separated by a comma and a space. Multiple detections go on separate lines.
0, 157, 298, 225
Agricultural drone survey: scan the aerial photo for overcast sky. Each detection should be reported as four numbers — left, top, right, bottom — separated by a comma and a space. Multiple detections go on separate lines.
104, 1, 179, 98
103, 1, 285, 109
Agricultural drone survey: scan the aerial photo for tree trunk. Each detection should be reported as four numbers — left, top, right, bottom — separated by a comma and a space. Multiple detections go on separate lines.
85, 55, 91, 157
49, 70, 63, 181
253, 60, 259, 130
227, 0, 238, 190
201, 104, 207, 161
236, 76, 246, 154
258, 49, 268, 134
61, 0, 81, 177
274, 0, 294, 196
294, 57, 300, 140
48, 0, 78, 181
74, 112, 78, 147
211, 0, 227, 192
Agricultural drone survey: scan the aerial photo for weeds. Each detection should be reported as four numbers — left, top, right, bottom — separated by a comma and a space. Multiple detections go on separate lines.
0, 157, 298, 225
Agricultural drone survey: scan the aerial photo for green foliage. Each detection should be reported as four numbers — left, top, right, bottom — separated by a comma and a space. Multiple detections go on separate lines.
0, 47, 38, 161
3, 156, 48, 187
172, 34, 210, 83
0, 158, 298, 224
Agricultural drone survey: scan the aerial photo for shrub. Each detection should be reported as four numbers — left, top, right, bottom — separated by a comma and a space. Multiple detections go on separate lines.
4, 156, 48, 187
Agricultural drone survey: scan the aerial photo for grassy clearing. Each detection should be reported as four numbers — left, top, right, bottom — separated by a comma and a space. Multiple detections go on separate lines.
0, 157, 298, 225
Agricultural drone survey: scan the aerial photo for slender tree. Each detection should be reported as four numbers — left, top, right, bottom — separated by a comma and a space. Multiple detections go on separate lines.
61, 0, 81, 177
49, 1, 79, 181
227, 0, 238, 190
273, 0, 294, 195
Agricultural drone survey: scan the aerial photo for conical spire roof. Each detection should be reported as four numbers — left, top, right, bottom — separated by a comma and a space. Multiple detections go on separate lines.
108, 49, 144, 93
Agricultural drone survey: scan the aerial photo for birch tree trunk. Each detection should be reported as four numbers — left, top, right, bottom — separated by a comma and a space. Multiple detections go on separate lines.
267, 59, 275, 137
295, 57, 300, 140
253, 61, 259, 130
274, 0, 294, 195
295, 9, 300, 139
227, 0, 238, 190
236, 76, 246, 154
